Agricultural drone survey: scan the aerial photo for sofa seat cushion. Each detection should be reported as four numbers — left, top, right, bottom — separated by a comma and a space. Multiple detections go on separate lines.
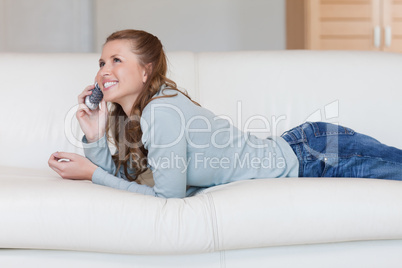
1, 166, 402, 255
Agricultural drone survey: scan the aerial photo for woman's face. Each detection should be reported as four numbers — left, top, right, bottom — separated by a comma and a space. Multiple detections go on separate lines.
96, 39, 148, 109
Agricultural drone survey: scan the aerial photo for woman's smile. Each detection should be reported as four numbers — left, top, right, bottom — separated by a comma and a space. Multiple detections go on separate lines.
102, 80, 118, 91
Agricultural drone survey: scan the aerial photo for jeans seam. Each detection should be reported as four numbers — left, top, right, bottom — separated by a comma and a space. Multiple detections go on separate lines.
298, 126, 308, 177
345, 155, 402, 166
309, 122, 356, 137
283, 130, 305, 177
321, 161, 329, 177
295, 143, 304, 177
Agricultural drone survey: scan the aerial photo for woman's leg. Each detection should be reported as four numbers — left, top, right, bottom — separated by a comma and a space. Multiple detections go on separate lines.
281, 122, 402, 180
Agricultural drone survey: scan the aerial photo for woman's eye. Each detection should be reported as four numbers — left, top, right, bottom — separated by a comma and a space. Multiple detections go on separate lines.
113, 58, 121, 63
99, 62, 105, 68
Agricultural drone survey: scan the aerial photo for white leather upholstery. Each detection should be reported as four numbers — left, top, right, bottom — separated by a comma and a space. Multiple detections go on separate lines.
3, 240, 402, 268
197, 51, 402, 147
1, 166, 402, 256
1, 51, 402, 266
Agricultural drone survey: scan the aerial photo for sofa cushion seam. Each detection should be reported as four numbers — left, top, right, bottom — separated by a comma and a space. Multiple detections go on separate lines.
206, 192, 220, 252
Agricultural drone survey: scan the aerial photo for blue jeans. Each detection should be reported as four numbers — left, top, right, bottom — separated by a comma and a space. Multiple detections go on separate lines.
281, 122, 402, 180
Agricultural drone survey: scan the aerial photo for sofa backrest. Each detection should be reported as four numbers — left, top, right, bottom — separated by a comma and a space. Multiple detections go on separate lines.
196, 50, 402, 147
1, 51, 401, 170
0, 52, 197, 169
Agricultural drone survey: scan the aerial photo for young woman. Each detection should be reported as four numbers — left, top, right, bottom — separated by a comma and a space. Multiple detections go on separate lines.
48, 29, 402, 198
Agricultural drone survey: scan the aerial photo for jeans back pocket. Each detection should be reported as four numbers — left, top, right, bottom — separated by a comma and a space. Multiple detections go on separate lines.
306, 122, 355, 137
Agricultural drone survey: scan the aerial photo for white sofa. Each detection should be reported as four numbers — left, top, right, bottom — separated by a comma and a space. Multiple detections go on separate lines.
1, 50, 402, 267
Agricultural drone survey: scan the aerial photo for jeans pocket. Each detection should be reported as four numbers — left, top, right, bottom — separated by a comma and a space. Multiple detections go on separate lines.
307, 122, 355, 137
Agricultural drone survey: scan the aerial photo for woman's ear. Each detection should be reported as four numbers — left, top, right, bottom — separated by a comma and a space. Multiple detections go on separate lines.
142, 63, 153, 83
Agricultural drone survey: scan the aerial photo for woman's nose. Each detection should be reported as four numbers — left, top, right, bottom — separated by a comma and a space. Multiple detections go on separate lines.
100, 64, 111, 76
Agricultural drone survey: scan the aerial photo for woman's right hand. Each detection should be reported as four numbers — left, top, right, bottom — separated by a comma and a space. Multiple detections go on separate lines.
76, 84, 108, 143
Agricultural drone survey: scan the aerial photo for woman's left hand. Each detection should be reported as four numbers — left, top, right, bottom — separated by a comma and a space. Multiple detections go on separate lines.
48, 152, 98, 181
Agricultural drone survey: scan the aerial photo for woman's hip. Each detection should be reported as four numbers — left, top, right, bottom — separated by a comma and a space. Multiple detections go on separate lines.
281, 122, 402, 179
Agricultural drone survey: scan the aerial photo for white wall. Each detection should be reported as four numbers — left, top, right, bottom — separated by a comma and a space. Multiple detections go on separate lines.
0, 0, 286, 53
0, 0, 93, 52
95, 0, 285, 52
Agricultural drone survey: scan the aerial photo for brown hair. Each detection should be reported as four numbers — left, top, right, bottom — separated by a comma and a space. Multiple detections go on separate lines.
104, 29, 201, 182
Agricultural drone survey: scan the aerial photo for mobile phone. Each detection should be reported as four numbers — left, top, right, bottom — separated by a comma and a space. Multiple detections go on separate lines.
85, 83, 103, 110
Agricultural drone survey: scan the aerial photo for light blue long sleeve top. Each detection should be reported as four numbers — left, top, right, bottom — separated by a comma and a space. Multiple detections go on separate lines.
83, 86, 299, 198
